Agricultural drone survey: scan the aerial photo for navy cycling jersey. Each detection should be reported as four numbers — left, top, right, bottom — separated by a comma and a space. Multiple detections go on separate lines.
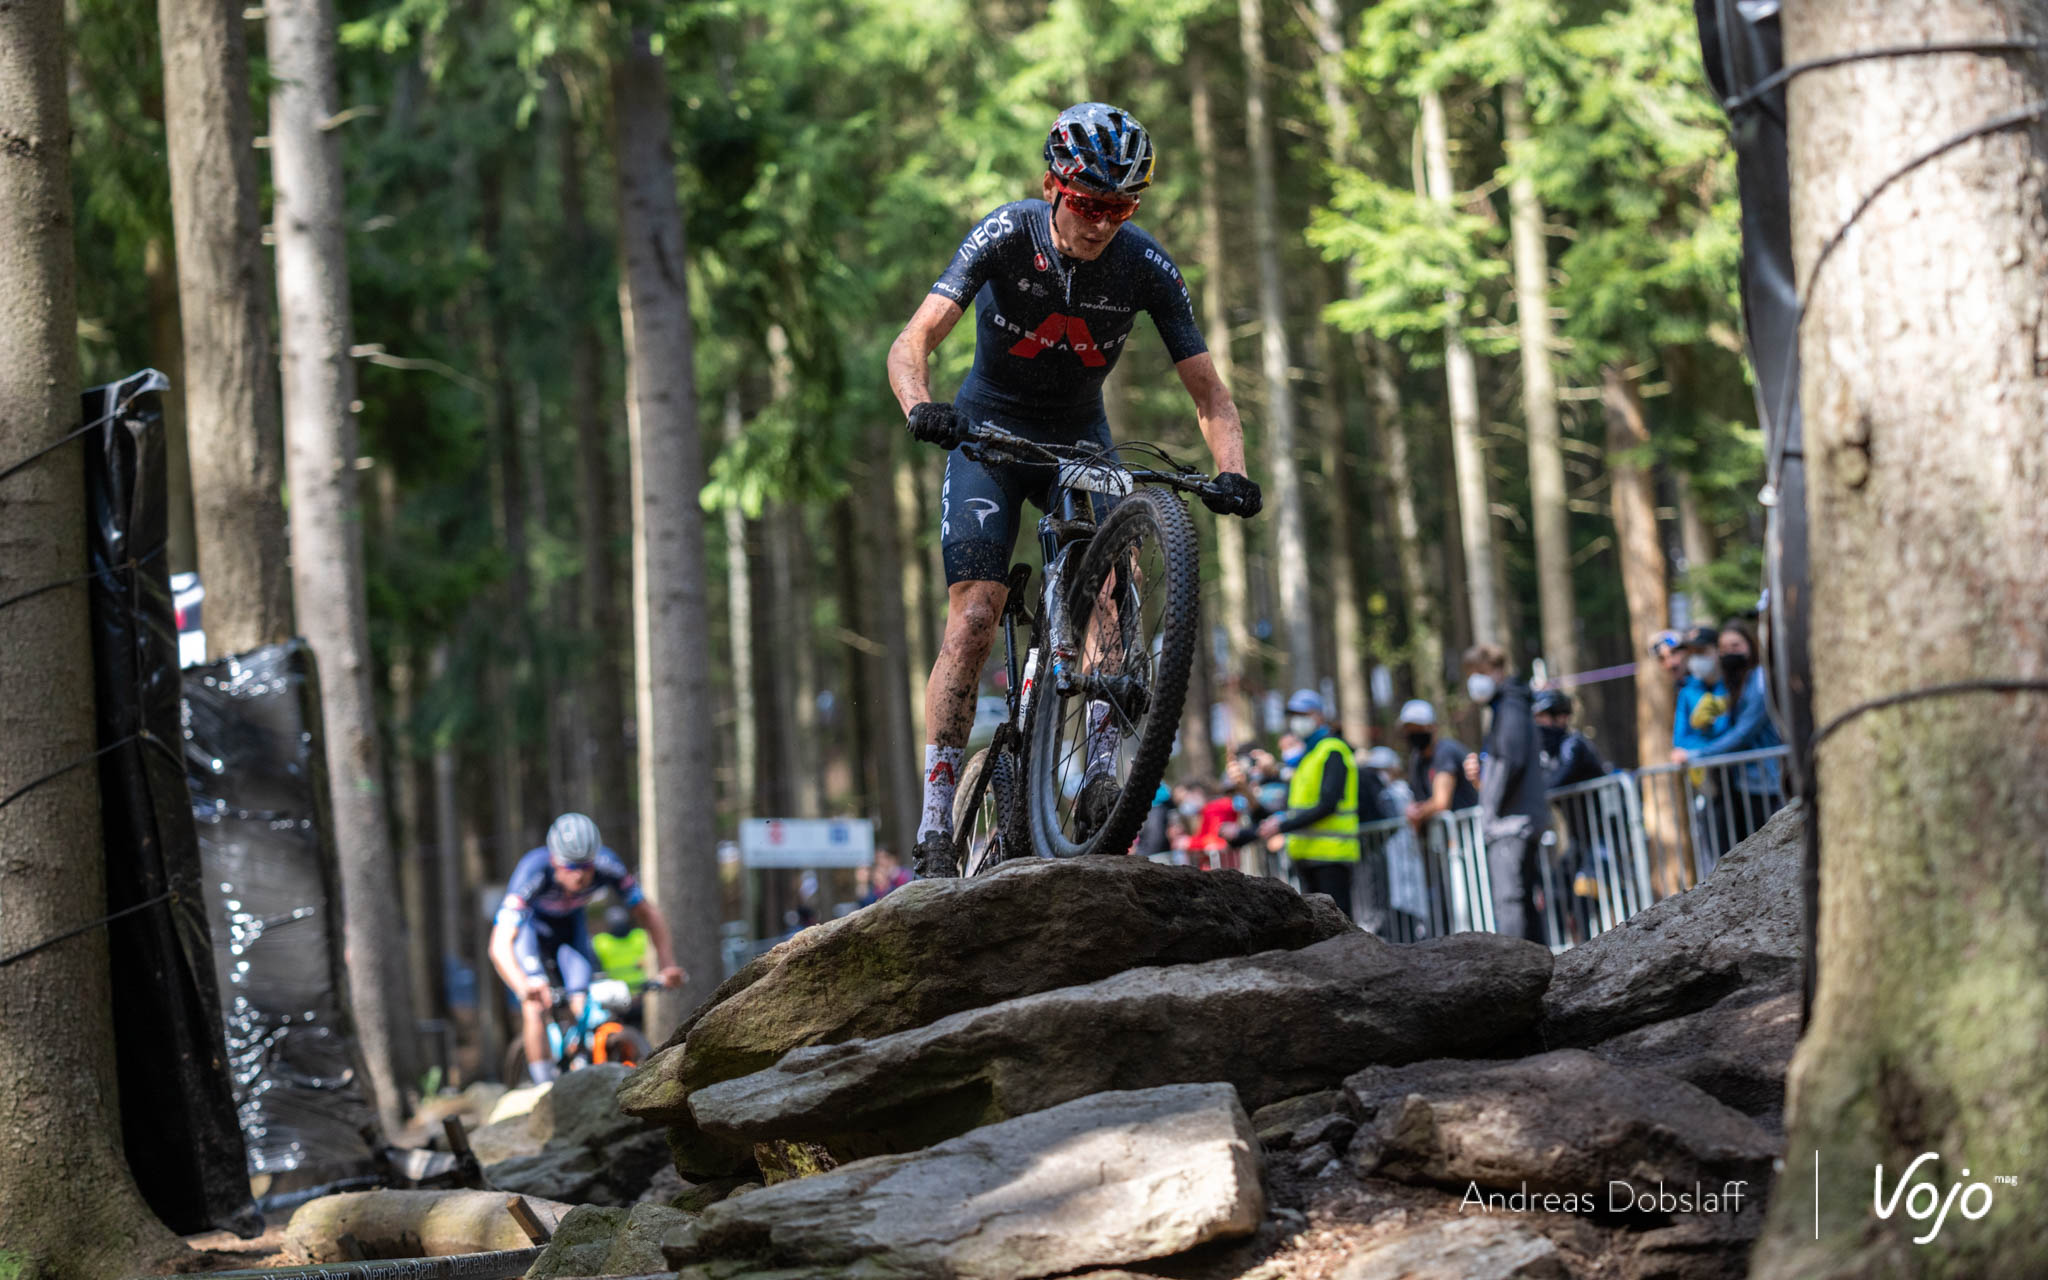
930, 200, 1207, 424
494, 845, 644, 929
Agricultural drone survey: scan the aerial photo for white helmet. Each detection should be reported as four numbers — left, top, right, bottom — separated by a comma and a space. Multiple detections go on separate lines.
546, 812, 601, 865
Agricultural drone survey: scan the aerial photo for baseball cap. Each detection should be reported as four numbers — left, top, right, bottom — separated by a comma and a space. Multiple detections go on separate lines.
1363, 746, 1402, 771
1397, 699, 1437, 727
1285, 688, 1324, 715
1648, 629, 1683, 655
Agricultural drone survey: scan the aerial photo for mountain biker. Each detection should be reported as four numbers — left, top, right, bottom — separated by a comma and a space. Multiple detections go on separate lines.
486, 813, 683, 1083
886, 101, 1262, 878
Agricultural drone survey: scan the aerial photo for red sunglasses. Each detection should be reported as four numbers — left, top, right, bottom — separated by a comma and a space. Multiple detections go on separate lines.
1054, 180, 1141, 225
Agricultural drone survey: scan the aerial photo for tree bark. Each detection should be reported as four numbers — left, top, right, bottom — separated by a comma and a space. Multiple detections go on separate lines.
558, 103, 633, 849
1188, 44, 1256, 746
1673, 469, 1715, 624
480, 169, 536, 852
1238, 0, 1317, 690
613, 29, 722, 1030
0, 7, 184, 1269
896, 454, 932, 737
268, 0, 414, 1134
1754, 4, 2048, 1274
721, 390, 758, 819
1419, 82, 1504, 650
158, 0, 293, 654
430, 644, 467, 1078
1601, 365, 1678, 877
1309, 273, 1371, 734
847, 437, 920, 856
144, 234, 198, 575
1504, 79, 1576, 677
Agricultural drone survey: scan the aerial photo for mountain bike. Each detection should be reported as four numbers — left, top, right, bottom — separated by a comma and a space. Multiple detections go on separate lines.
500, 976, 661, 1084
945, 421, 1237, 875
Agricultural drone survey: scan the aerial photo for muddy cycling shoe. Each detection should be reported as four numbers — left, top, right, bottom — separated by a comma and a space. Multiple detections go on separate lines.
1074, 773, 1123, 842
911, 831, 960, 879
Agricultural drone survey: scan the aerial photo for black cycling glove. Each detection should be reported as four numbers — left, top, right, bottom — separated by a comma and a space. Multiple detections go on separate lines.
1203, 472, 1263, 518
907, 401, 971, 451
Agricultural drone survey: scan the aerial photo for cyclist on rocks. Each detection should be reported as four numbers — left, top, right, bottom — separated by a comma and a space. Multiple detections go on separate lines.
887, 102, 1262, 879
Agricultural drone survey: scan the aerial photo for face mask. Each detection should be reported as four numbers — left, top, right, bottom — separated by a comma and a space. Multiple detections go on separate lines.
1404, 730, 1433, 752
1287, 714, 1317, 738
1539, 724, 1567, 752
1720, 651, 1750, 676
1688, 654, 1721, 682
1466, 673, 1499, 704
1177, 800, 1203, 818
1281, 749, 1306, 768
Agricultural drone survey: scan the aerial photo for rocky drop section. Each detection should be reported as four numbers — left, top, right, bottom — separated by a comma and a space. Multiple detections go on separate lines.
256, 803, 1802, 1278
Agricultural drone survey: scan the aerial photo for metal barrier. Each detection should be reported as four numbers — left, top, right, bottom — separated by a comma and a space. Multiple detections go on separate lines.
1341, 746, 1791, 951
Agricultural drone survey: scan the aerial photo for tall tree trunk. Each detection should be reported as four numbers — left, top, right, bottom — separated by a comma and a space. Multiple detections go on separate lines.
720, 390, 757, 819
1504, 79, 1575, 677
855, 428, 920, 857
430, 644, 466, 1077
1238, 0, 1316, 690
158, 0, 293, 654
1419, 81, 1504, 650
1309, 276, 1371, 734
389, 640, 438, 1032
831, 501, 877, 821
613, 29, 721, 1029
1187, 45, 1255, 747
1673, 470, 1715, 625
268, 0, 415, 1134
559, 106, 633, 849
1601, 365, 1678, 880
1755, 5, 2048, 1272
896, 456, 931, 740
0, 8, 183, 1268
766, 325, 824, 816
144, 234, 199, 575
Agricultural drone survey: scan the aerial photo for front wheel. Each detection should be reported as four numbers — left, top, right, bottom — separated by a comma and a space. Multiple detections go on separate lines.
1028, 489, 1200, 860
952, 738, 1028, 876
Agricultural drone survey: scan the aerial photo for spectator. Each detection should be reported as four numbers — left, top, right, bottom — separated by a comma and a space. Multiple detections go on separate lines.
1672, 624, 1730, 756
1676, 619, 1784, 847
1362, 746, 1411, 817
859, 847, 911, 906
1136, 783, 1174, 859
1534, 689, 1608, 941
1400, 699, 1477, 828
1534, 689, 1608, 789
1648, 628, 1687, 686
1254, 690, 1359, 920
1460, 644, 1550, 943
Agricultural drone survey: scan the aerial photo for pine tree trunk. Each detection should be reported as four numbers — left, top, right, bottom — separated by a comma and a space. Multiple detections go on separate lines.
268, 0, 414, 1134
1754, 5, 2048, 1273
613, 29, 722, 1029
1309, 274, 1371, 733
895, 456, 931, 753
0, 7, 184, 1269
855, 431, 920, 855
720, 391, 757, 819
389, 639, 439, 1030
158, 0, 293, 654
1601, 365, 1680, 886
1673, 470, 1715, 623
558, 104, 633, 846
1419, 82, 1503, 651
430, 644, 467, 1075
1188, 45, 1256, 746
1504, 79, 1576, 677
1238, 0, 1317, 689
144, 234, 199, 575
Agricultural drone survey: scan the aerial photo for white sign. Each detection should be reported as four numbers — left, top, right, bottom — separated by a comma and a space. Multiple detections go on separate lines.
740, 818, 875, 869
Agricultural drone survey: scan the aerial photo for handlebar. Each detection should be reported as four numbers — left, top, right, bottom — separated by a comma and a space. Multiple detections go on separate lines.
958, 421, 1229, 503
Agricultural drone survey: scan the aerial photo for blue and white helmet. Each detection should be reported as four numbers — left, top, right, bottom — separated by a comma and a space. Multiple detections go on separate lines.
1044, 102, 1154, 197
546, 812, 601, 865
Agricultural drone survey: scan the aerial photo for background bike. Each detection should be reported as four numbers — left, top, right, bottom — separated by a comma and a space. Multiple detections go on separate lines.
500, 975, 660, 1083
948, 422, 1238, 875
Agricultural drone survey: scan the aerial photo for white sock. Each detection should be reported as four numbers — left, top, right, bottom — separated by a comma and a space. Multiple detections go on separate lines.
919, 745, 965, 841
1086, 701, 1120, 777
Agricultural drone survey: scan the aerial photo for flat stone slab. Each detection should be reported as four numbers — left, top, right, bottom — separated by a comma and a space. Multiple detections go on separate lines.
1542, 803, 1803, 1047
688, 931, 1552, 1155
663, 1084, 1263, 1280
1334, 1216, 1569, 1280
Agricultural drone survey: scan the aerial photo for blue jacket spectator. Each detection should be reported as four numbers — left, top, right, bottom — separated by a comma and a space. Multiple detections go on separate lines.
1691, 663, 1783, 795
1671, 625, 1730, 753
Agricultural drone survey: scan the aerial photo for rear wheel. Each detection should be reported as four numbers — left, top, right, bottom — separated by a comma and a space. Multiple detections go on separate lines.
599, 1024, 651, 1067
1028, 489, 1200, 860
952, 738, 1028, 876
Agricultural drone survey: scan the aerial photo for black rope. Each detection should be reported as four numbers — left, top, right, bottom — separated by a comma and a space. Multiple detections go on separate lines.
1767, 96, 2048, 471
1723, 39, 2044, 116
0, 544, 166, 614
1808, 678, 2048, 759
0, 732, 140, 812
0, 890, 175, 970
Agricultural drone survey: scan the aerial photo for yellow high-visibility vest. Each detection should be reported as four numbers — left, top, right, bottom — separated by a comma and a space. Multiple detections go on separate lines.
1286, 733, 1360, 863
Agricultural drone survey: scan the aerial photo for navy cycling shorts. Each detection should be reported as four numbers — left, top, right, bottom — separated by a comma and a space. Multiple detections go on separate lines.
512, 911, 596, 995
940, 399, 1117, 586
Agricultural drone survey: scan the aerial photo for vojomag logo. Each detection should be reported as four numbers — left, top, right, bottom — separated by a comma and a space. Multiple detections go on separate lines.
1874, 1153, 1996, 1244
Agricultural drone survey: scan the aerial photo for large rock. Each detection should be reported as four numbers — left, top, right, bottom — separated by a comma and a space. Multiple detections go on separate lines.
527, 1202, 693, 1278
532, 1061, 648, 1148
1591, 988, 1799, 1128
662, 1084, 1262, 1280
688, 930, 1551, 1154
281, 1189, 570, 1261
1542, 802, 1802, 1047
1345, 1050, 1777, 1205
1334, 1217, 1568, 1280
621, 857, 1355, 1171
